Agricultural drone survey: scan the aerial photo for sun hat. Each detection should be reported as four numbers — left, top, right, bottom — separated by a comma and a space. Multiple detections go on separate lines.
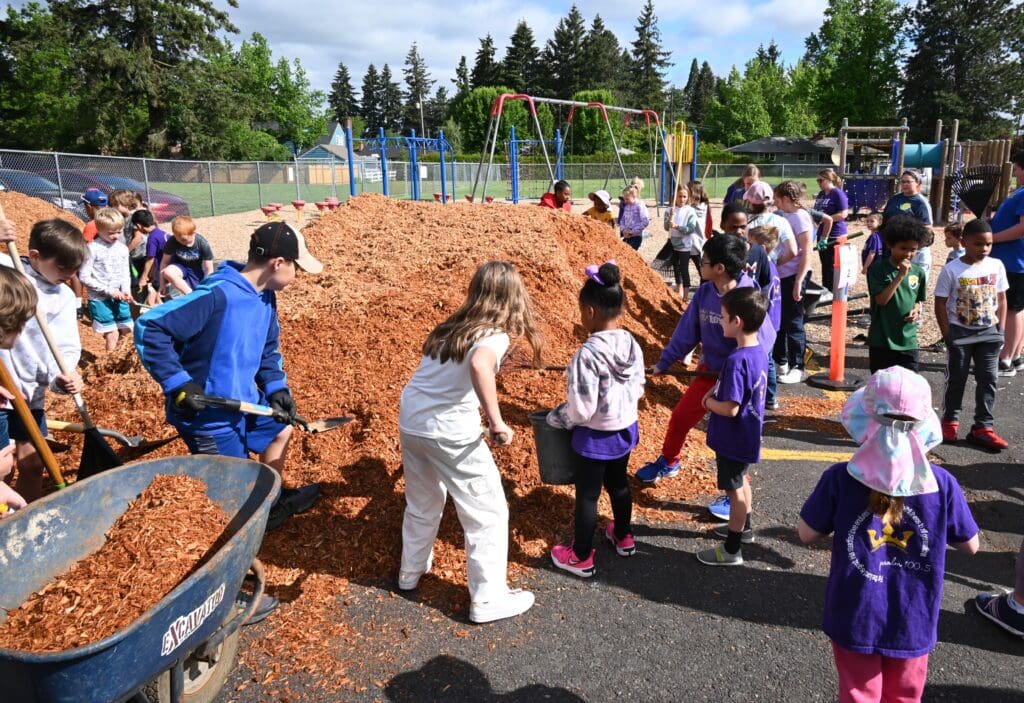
81, 188, 108, 207
743, 181, 773, 204
588, 190, 611, 208
840, 366, 941, 497
249, 221, 323, 274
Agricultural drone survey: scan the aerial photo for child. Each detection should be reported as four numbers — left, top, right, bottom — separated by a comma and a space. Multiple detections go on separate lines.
934, 219, 1009, 450
861, 211, 885, 274
0, 219, 87, 501
720, 202, 773, 291
133, 209, 168, 306
583, 190, 615, 228
942, 222, 965, 263
0, 266, 38, 514
80, 188, 108, 243
867, 215, 929, 373
687, 180, 712, 239
618, 184, 649, 251
397, 261, 541, 623
636, 234, 776, 483
748, 225, 782, 409
773, 181, 817, 384
79, 207, 133, 352
744, 182, 797, 265
798, 367, 979, 703
665, 185, 702, 300
697, 287, 768, 565
539, 180, 572, 211
160, 215, 215, 297
548, 261, 644, 577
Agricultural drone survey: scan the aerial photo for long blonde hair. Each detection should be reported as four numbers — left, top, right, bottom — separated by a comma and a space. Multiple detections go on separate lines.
868, 491, 904, 526
422, 261, 543, 366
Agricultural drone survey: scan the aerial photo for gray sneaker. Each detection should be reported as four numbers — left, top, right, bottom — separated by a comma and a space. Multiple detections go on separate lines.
1014, 356, 1024, 371
696, 546, 744, 566
998, 360, 1017, 377
713, 523, 755, 543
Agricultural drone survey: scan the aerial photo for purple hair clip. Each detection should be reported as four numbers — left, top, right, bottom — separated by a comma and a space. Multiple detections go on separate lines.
585, 259, 617, 285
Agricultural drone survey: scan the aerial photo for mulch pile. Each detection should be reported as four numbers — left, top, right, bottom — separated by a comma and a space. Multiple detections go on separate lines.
0, 474, 228, 652
0, 191, 83, 245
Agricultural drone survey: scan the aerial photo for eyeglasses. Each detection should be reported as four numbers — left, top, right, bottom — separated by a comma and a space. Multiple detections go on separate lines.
700, 259, 713, 267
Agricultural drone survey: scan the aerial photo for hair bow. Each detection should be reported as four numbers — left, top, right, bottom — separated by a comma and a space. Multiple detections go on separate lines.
585, 259, 616, 285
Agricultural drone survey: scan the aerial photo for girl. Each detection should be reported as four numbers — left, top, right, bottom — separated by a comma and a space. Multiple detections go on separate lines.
398, 261, 543, 624
688, 180, 713, 240
799, 367, 979, 703
619, 184, 650, 251
773, 181, 816, 384
548, 261, 645, 577
862, 211, 885, 273
724, 164, 760, 207
664, 185, 702, 300
814, 169, 850, 292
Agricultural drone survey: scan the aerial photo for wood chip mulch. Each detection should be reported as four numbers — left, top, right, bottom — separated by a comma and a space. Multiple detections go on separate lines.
0, 474, 228, 652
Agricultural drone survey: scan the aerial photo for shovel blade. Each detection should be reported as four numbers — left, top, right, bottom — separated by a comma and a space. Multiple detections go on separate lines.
302, 417, 353, 434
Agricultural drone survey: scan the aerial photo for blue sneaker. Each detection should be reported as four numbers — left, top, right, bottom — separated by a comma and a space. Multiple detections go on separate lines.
635, 456, 680, 483
708, 495, 730, 521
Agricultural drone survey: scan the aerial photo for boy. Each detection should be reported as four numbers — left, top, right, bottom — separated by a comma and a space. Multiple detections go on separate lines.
160, 215, 214, 297
80, 188, 108, 243
697, 287, 768, 566
539, 180, 572, 211
748, 225, 783, 404
583, 190, 615, 227
0, 266, 39, 513
0, 219, 87, 501
133, 209, 168, 306
934, 219, 1009, 450
943, 222, 965, 263
136, 221, 324, 533
79, 207, 133, 352
867, 215, 929, 373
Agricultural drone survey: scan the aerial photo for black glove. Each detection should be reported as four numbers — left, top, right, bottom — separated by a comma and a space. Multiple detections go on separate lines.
267, 389, 297, 424
169, 381, 205, 420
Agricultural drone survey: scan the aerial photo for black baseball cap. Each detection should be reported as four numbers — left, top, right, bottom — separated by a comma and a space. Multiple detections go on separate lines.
249, 222, 323, 273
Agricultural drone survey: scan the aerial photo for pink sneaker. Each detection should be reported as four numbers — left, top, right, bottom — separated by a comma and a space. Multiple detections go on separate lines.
604, 523, 636, 556
551, 542, 596, 577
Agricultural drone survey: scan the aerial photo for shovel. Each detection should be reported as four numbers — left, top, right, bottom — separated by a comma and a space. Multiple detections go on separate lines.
47, 419, 142, 448
176, 391, 353, 434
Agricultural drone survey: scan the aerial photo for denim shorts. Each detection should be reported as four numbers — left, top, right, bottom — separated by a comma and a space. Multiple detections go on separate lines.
0, 408, 47, 442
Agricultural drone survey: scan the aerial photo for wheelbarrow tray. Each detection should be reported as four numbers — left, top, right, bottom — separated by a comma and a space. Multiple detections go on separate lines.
0, 455, 280, 703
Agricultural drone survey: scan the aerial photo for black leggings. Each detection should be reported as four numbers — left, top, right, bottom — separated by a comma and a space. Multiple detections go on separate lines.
672, 250, 697, 288
819, 242, 836, 291
572, 450, 633, 558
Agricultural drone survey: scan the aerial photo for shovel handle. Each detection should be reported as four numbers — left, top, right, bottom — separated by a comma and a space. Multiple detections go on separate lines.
178, 392, 286, 421
0, 358, 65, 489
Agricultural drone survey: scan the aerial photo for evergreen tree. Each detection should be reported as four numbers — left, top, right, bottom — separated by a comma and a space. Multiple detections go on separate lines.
579, 15, 621, 94
693, 61, 717, 126
664, 86, 686, 126
378, 63, 404, 134
470, 34, 501, 88
627, 0, 672, 111
424, 86, 449, 137
452, 55, 471, 96
360, 63, 382, 135
682, 59, 700, 116
541, 4, 587, 99
328, 61, 358, 123
402, 42, 435, 133
900, 0, 1023, 140
502, 21, 540, 93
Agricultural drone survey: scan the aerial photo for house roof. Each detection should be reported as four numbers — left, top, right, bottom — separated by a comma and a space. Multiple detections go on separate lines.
317, 121, 341, 146
726, 137, 834, 154
297, 144, 347, 161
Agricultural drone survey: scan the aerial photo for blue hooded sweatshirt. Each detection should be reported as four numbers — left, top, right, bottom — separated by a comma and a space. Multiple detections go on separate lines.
134, 261, 288, 431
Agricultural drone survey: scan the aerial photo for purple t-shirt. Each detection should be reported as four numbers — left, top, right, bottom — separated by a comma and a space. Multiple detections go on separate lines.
706, 345, 767, 464
861, 231, 884, 266
814, 188, 849, 240
766, 259, 781, 332
145, 227, 169, 275
572, 422, 639, 460
800, 463, 978, 658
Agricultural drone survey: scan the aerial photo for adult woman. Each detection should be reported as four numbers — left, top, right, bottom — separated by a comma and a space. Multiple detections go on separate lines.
990, 151, 1024, 376
883, 169, 934, 284
724, 164, 760, 207
773, 181, 816, 384
813, 169, 849, 292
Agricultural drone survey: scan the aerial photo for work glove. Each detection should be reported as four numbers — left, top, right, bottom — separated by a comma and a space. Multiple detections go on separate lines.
267, 389, 297, 424
169, 381, 205, 420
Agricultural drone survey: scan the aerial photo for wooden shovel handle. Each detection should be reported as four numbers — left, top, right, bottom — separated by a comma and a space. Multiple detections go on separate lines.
0, 357, 65, 489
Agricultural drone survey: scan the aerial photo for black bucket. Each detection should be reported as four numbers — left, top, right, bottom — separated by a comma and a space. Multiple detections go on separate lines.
527, 410, 575, 485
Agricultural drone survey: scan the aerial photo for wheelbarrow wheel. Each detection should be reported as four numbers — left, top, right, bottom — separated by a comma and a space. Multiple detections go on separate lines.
140, 628, 241, 703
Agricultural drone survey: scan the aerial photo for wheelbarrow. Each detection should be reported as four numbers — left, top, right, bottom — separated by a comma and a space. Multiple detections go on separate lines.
0, 455, 281, 703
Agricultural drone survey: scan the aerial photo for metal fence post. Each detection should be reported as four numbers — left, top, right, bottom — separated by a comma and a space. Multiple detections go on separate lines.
330, 160, 337, 199
207, 162, 215, 216
53, 153, 65, 205
256, 162, 263, 206
293, 156, 301, 201
142, 158, 152, 204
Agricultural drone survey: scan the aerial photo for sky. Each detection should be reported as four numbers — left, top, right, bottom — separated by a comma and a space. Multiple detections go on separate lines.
5, 0, 831, 96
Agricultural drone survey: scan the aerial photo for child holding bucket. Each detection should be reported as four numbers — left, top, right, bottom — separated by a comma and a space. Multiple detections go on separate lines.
798, 367, 979, 702
546, 261, 645, 577
398, 260, 543, 623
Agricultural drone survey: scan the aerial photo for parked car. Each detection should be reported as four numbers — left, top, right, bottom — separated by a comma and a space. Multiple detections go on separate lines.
0, 168, 87, 221
41, 170, 190, 223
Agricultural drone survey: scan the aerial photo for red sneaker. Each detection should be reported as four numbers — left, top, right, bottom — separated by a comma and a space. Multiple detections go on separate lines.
966, 427, 1009, 452
941, 421, 959, 444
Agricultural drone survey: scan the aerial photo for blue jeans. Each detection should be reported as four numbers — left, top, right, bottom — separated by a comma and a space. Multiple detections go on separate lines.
774, 274, 808, 369
766, 356, 777, 406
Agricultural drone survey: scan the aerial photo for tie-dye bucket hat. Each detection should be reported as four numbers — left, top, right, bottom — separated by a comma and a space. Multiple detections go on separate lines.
840, 366, 941, 497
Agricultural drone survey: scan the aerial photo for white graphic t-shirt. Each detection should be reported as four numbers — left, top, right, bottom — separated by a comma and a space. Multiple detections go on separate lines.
934, 256, 1008, 330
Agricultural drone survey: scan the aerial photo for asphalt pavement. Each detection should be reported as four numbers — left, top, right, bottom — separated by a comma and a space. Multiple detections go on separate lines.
220, 340, 1023, 702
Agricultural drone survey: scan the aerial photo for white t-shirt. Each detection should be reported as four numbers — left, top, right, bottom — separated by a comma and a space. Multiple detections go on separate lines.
777, 209, 814, 278
398, 332, 510, 441
748, 211, 795, 263
934, 256, 1008, 330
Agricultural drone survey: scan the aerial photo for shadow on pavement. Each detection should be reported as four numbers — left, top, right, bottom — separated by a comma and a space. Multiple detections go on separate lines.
384, 655, 585, 702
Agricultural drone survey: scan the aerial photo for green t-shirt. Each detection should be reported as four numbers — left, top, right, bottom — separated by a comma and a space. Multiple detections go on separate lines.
867, 258, 927, 350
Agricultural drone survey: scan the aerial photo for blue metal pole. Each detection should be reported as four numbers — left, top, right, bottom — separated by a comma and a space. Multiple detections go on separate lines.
439, 130, 448, 204
345, 120, 356, 198
409, 130, 419, 201
510, 126, 518, 204
379, 128, 389, 197
555, 129, 563, 182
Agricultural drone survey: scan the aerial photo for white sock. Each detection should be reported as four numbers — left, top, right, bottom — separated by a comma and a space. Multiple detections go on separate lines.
1008, 593, 1024, 613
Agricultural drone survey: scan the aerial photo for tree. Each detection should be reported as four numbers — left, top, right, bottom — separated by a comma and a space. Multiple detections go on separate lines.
328, 61, 358, 123
579, 15, 622, 94
470, 34, 501, 88
402, 42, 435, 134
691, 61, 717, 127
378, 64, 404, 134
449, 86, 553, 152
360, 63, 382, 135
541, 4, 587, 99
702, 67, 771, 146
681, 59, 700, 116
452, 55, 471, 96
502, 21, 540, 94
900, 0, 1023, 140
627, 0, 672, 111
424, 86, 450, 137
804, 0, 905, 131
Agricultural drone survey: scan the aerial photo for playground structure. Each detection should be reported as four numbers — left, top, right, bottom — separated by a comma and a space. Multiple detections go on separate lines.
472, 93, 697, 206
343, 120, 456, 203
838, 117, 1017, 223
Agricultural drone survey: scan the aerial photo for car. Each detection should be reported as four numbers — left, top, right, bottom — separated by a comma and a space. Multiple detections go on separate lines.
0, 168, 87, 221
41, 170, 190, 223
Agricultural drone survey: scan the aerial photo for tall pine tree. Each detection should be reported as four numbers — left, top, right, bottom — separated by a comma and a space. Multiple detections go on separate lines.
579, 15, 621, 94
402, 42, 435, 134
682, 59, 700, 116
328, 61, 358, 123
542, 4, 587, 99
628, 0, 672, 111
502, 21, 540, 93
378, 63, 404, 134
470, 34, 500, 88
360, 63, 382, 136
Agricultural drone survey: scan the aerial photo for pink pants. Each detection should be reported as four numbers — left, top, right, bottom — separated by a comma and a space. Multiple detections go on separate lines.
831, 642, 929, 703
